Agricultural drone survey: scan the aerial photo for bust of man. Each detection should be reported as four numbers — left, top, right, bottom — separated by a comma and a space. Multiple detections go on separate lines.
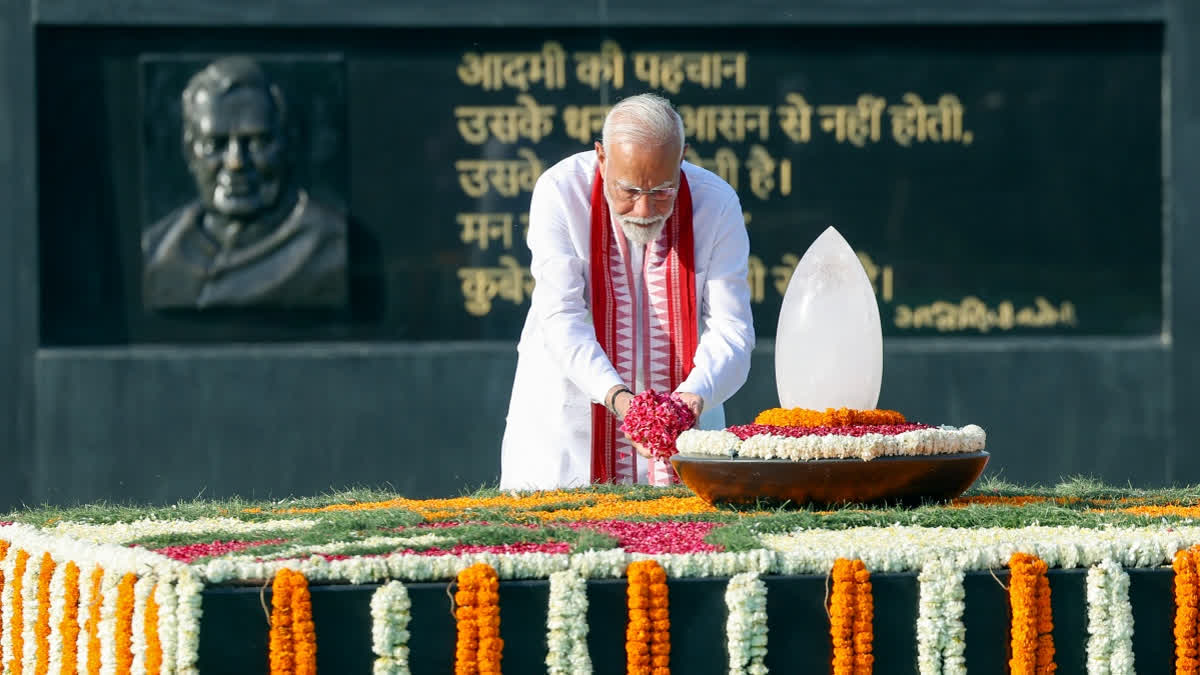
142, 56, 348, 310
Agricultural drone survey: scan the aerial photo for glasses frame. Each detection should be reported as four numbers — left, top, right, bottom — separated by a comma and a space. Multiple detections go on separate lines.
607, 179, 679, 203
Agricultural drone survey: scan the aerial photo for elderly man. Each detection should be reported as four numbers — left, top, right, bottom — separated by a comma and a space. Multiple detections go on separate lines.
142, 56, 347, 310
500, 93, 755, 490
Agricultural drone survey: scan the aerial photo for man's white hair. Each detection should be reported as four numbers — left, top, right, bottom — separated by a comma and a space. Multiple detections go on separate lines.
601, 93, 685, 152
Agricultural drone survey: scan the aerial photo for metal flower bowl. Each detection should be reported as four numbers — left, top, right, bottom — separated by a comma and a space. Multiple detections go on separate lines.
669, 451, 990, 509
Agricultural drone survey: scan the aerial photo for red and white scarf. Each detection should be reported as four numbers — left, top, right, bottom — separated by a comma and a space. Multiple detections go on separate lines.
589, 166, 698, 485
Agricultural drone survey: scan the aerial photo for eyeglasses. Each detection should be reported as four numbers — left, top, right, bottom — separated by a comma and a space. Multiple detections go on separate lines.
609, 182, 679, 203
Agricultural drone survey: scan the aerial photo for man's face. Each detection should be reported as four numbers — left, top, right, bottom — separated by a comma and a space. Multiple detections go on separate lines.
596, 140, 684, 245
185, 86, 286, 219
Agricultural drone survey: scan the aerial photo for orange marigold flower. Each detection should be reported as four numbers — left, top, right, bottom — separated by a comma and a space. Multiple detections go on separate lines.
754, 407, 907, 428
60, 562, 81, 675
8, 549, 29, 675
115, 573, 137, 674
34, 552, 55, 674
85, 566, 104, 675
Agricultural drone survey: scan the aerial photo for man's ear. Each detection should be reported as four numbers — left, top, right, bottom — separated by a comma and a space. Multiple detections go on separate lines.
680, 143, 689, 164
594, 141, 605, 178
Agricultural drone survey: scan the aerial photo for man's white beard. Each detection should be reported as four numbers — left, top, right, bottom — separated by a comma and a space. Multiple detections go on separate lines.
612, 201, 674, 246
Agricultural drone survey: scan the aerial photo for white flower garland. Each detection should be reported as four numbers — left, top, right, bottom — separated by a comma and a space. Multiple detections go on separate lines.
78, 561, 100, 675
369, 580, 412, 675
1086, 559, 1135, 674
916, 557, 966, 675
675, 430, 741, 457
762, 524, 1200, 574
677, 425, 986, 461
218, 533, 451, 565
48, 517, 318, 546
0, 547, 14, 669
46, 559, 68, 675
154, 577, 179, 675
174, 570, 204, 675
724, 571, 768, 674
131, 576, 155, 675
546, 569, 591, 675
20, 549, 40, 674
98, 568, 121, 675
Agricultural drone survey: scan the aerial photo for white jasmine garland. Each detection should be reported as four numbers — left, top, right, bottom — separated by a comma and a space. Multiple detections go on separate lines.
20, 549, 40, 674
47, 517, 319, 546
762, 524, 1200, 574
99, 568, 124, 675
724, 571, 768, 674
1087, 559, 1135, 675
131, 576, 155, 675
216, 533, 451, 566
370, 580, 412, 675
916, 558, 966, 675
675, 429, 740, 457
546, 569, 591, 675
0, 549, 15, 669
737, 425, 986, 462
46, 558, 68, 675
78, 561, 101, 675
174, 570, 204, 675
154, 578, 179, 675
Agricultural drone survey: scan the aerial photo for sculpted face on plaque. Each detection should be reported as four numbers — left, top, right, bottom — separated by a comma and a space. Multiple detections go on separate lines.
142, 55, 348, 311
774, 226, 884, 411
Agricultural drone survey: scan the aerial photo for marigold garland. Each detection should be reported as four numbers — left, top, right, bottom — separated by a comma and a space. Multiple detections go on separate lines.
291, 571, 317, 675
852, 559, 874, 674
115, 572, 137, 674
269, 568, 317, 675
269, 568, 295, 674
144, 582, 162, 675
84, 566, 104, 675
626, 559, 670, 675
8, 548, 29, 675
59, 562, 80, 675
0, 539, 8, 667
1008, 552, 1055, 674
827, 558, 876, 675
454, 562, 503, 675
33, 552, 54, 675
753, 407, 906, 428
1175, 547, 1200, 672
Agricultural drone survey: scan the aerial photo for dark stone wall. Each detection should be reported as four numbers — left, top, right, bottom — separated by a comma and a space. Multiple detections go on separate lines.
2, 0, 1195, 510
31, 339, 1171, 505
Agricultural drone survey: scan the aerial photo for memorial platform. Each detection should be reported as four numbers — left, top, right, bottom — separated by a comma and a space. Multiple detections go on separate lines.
0, 478, 1197, 673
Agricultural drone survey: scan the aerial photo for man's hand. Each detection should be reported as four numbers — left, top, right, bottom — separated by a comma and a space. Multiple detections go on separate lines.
632, 441, 653, 459
676, 392, 704, 426
606, 384, 635, 420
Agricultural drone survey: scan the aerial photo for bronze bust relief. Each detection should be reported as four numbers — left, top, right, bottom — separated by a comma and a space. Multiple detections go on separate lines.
142, 56, 348, 310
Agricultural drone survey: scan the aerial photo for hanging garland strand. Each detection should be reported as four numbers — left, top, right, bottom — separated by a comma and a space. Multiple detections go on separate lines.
646, 561, 671, 675
626, 561, 653, 675
1175, 547, 1200, 673
1008, 552, 1056, 674
627, 560, 670, 675
268, 569, 296, 675
852, 559, 875, 674
830, 558, 857, 675
455, 562, 503, 675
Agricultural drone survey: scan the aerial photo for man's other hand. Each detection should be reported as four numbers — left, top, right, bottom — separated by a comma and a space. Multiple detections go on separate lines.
676, 392, 703, 426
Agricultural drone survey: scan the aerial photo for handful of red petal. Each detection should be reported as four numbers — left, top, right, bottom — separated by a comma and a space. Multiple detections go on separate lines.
618, 389, 697, 461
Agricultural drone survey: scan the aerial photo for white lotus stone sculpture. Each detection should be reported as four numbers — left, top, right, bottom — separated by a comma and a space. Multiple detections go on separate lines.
775, 226, 883, 411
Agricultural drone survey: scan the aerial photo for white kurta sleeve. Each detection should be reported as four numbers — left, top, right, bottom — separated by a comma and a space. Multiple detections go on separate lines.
675, 195, 756, 413
526, 173, 626, 406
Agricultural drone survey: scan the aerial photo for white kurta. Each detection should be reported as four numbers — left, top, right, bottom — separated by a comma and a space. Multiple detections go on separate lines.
498, 150, 756, 491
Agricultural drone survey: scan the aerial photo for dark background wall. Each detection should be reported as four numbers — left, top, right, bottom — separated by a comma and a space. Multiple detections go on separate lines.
1, 0, 1196, 509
